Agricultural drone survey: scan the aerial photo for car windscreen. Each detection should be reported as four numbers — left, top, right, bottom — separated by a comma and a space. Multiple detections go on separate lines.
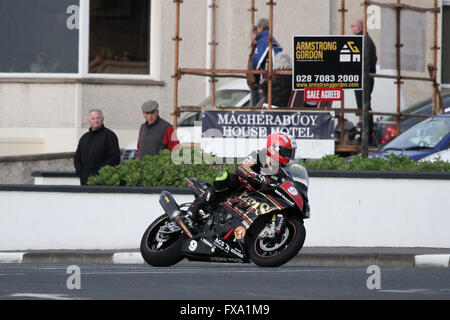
382, 117, 450, 150
386, 95, 450, 121
179, 112, 201, 127
198, 90, 249, 107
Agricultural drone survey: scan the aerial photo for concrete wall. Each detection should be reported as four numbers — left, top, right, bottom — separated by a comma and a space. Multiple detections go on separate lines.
1, 176, 449, 251
0, 153, 75, 184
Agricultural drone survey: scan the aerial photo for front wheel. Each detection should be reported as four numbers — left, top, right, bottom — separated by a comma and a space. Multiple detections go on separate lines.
248, 217, 306, 267
140, 214, 185, 267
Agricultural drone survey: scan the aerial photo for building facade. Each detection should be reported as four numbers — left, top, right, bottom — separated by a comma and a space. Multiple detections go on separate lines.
0, 0, 448, 156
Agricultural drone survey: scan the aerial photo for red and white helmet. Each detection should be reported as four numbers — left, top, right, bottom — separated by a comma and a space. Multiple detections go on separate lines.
266, 132, 297, 165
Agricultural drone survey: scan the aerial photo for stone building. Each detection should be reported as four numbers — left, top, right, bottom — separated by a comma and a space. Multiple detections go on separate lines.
0, 0, 448, 156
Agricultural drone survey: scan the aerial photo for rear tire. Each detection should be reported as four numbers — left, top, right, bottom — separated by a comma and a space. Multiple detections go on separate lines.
140, 214, 185, 267
248, 217, 306, 267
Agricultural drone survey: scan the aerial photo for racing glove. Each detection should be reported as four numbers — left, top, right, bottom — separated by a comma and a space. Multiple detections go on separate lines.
246, 172, 270, 188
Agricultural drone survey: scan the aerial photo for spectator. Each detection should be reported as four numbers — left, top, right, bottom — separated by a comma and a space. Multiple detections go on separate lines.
250, 18, 283, 106
89, 45, 114, 73
30, 49, 60, 73
351, 18, 377, 146
74, 109, 120, 185
137, 100, 179, 159
261, 53, 293, 108
247, 26, 259, 106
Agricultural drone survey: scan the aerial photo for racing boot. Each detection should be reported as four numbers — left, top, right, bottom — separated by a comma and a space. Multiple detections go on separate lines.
187, 189, 214, 227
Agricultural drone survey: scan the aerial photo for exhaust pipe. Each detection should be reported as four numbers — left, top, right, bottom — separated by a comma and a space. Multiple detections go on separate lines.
159, 191, 193, 238
171, 211, 193, 239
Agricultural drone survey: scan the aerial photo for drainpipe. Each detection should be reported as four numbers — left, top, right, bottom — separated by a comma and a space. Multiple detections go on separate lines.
205, 0, 212, 97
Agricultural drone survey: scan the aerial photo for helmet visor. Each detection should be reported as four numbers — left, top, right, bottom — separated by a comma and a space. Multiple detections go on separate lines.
279, 146, 296, 159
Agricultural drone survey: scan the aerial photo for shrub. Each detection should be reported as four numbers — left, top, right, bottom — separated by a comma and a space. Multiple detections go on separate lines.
302, 154, 450, 172
87, 149, 236, 187
88, 151, 449, 187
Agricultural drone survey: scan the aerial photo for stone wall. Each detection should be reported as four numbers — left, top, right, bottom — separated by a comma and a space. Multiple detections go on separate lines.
0, 153, 75, 184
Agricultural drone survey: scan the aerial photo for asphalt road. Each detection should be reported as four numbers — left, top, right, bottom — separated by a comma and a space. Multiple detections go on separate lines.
0, 263, 449, 300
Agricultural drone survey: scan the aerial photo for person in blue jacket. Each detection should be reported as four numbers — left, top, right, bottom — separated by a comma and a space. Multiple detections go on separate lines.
250, 18, 283, 106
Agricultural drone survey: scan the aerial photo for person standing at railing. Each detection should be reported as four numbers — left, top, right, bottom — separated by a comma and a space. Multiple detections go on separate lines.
260, 53, 293, 108
351, 18, 377, 146
249, 18, 283, 107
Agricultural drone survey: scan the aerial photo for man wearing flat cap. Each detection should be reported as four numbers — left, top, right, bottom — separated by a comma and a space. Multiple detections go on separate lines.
137, 100, 179, 159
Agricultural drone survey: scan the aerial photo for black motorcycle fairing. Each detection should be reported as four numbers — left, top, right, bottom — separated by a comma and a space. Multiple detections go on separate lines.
185, 178, 211, 197
180, 167, 308, 257
220, 188, 292, 230
181, 233, 248, 263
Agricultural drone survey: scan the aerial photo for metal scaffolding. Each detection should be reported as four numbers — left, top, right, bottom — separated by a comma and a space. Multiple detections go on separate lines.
171, 0, 443, 155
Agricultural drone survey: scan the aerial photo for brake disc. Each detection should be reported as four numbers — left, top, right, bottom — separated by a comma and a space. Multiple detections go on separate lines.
258, 228, 290, 252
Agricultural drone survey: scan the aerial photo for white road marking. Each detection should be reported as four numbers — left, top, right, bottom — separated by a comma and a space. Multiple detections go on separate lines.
112, 253, 144, 264
9, 293, 85, 300
414, 254, 450, 268
379, 289, 436, 294
0, 253, 24, 263
79, 268, 353, 275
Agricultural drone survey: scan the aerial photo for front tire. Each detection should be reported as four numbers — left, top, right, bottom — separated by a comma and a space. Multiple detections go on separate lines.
248, 217, 306, 267
140, 214, 185, 267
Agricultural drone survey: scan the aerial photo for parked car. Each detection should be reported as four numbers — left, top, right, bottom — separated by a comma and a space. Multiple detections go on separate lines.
419, 148, 450, 162
368, 114, 450, 162
374, 94, 450, 147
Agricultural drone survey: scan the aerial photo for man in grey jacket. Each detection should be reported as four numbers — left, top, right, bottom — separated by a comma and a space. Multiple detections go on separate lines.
137, 100, 179, 159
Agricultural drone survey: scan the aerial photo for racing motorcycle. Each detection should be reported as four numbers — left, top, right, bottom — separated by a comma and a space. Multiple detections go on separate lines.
140, 164, 310, 267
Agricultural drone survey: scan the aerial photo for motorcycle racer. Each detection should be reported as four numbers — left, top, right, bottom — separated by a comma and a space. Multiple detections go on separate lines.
236, 132, 297, 189
187, 132, 297, 222
141, 132, 307, 267
187, 170, 240, 224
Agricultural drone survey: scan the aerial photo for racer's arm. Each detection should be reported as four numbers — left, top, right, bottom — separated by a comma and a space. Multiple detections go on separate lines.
235, 152, 269, 187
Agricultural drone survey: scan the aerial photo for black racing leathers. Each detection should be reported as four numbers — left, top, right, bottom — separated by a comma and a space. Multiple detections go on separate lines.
235, 149, 281, 189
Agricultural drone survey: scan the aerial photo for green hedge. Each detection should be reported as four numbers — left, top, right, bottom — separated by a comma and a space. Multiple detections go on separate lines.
87, 149, 235, 187
88, 150, 449, 187
302, 154, 450, 172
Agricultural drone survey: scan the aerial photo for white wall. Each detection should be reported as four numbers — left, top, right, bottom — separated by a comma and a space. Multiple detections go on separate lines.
305, 177, 450, 248
0, 177, 449, 250
0, 191, 194, 251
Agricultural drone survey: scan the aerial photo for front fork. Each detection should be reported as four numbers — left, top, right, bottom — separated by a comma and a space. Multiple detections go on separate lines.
260, 213, 286, 239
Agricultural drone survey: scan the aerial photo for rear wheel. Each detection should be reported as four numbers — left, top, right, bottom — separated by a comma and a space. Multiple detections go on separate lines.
248, 217, 306, 267
140, 214, 185, 267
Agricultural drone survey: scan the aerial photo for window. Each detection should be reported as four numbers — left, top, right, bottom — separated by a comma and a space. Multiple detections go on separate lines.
0, 0, 79, 73
88, 0, 150, 75
442, 5, 450, 85
0, 0, 152, 76
198, 90, 250, 107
